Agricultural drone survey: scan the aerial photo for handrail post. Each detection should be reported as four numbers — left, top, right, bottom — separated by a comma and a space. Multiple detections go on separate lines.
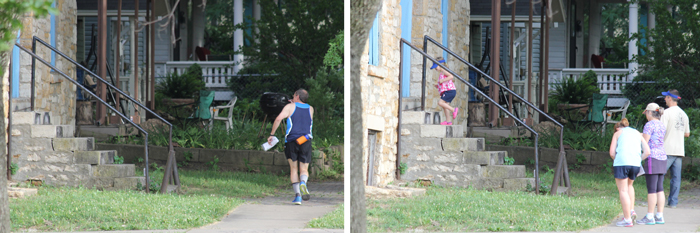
396, 40, 404, 180
144, 136, 150, 193
534, 135, 539, 194
421, 36, 428, 111
31, 38, 36, 111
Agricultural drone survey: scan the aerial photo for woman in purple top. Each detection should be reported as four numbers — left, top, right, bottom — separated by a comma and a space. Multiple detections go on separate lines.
637, 103, 667, 225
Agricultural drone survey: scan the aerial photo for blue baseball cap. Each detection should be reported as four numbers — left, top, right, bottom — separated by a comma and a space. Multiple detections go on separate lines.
430, 59, 445, 69
661, 90, 681, 100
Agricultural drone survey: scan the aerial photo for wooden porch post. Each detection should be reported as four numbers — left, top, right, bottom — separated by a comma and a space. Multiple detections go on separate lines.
97, 0, 107, 125
489, 0, 502, 127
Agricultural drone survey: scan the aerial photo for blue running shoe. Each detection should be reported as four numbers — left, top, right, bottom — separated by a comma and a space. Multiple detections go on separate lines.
300, 181, 310, 201
655, 216, 665, 224
636, 216, 655, 225
616, 219, 633, 227
292, 194, 302, 205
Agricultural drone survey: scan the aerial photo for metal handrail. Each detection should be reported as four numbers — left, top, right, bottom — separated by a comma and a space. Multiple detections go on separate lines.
420, 35, 568, 194
23, 36, 176, 192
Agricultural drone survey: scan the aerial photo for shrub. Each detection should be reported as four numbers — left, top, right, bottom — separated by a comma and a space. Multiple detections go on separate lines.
551, 72, 600, 104
157, 64, 205, 99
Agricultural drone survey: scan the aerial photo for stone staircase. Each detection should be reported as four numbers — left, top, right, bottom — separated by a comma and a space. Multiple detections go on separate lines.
10, 111, 144, 190
400, 111, 534, 191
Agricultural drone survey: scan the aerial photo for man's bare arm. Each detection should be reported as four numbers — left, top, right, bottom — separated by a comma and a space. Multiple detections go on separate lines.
268, 104, 294, 144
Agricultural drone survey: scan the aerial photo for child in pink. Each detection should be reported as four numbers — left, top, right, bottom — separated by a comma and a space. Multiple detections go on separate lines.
431, 57, 458, 125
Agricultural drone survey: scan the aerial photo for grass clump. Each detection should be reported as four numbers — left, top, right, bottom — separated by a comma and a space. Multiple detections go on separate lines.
307, 204, 344, 229
10, 170, 288, 231
10, 187, 240, 231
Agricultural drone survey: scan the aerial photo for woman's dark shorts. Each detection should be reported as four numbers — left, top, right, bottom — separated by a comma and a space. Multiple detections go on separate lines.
440, 90, 456, 103
613, 166, 640, 180
284, 140, 312, 163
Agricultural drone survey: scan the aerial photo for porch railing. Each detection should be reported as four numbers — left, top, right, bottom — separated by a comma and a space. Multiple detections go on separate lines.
548, 68, 631, 94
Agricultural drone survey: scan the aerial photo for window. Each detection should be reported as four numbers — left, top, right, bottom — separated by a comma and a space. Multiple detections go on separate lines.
368, 12, 379, 66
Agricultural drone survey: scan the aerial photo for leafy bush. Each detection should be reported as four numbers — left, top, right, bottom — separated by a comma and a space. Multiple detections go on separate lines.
157, 64, 205, 99
622, 73, 675, 107
551, 72, 600, 104
683, 164, 700, 181
10, 162, 18, 175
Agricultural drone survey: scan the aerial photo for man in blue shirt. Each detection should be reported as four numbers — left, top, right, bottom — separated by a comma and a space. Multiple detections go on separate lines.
269, 89, 314, 205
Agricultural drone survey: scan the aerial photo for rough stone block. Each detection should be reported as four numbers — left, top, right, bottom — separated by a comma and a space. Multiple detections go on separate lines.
504, 178, 536, 191
44, 152, 73, 164
442, 138, 485, 152
148, 146, 170, 162
75, 150, 115, 165
539, 148, 561, 163
8, 187, 39, 198
433, 152, 462, 164
365, 185, 426, 199
482, 165, 526, 179
567, 150, 592, 165
53, 137, 94, 151
273, 152, 288, 166
248, 151, 275, 165
93, 164, 135, 178
402, 111, 431, 124
93, 178, 115, 188
467, 178, 506, 190
114, 176, 146, 190
464, 151, 505, 165
420, 125, 463, 138
590, 151, 611, 165
12, 112, 41, 125
400, 124, 422, 139
204, 149, 243, 166
31, 125, 74, 138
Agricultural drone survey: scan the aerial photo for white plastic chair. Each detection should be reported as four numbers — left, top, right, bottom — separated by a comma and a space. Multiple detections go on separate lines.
209, 96, 237, 131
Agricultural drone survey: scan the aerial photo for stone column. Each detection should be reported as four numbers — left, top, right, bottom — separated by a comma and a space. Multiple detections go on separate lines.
628, 1, 638, 76
648, 8, 655, 53
253, 0, 261, 44
233, 0, 244, 73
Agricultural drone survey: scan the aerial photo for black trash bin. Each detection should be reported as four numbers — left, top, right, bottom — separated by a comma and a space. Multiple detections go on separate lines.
259, 92, 291, 116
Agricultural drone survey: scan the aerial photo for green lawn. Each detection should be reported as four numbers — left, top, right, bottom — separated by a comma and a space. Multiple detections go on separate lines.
307, 204, 344, 229
10, 169, 288, 231
367, 171, 698, 232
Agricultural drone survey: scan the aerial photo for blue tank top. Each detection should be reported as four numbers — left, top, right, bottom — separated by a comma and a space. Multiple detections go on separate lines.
613, 127, 642, 167
285, 103, 313, 143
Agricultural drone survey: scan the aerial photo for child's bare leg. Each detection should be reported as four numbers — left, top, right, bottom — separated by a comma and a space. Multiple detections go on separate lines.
438, 99, 454, 122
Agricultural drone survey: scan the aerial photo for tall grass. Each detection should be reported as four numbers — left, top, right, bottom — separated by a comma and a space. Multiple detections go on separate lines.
307, 204, 344, 229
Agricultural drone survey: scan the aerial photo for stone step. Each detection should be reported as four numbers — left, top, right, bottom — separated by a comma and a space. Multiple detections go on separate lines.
503, 178, 536, 191
401, 97, 422, 111
402, 111, 443, 125
92, 164, 135, 178
114, 176, 146, 190
31, 125, 74, 138
420, 125, 463, 138
466, 178, 505, 190
53, 138, 95, 151
442, 138, 485, 151
75, 150, 116, 165
364, 185, 426, 199
463, 151, 506, 166
481, 165, 526, 179
8, 187, 38, 198
12, 111, 53, 125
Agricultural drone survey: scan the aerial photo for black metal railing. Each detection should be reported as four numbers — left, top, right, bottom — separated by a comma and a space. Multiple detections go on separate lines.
17, 36, 178, 193
400, 37, 565, 194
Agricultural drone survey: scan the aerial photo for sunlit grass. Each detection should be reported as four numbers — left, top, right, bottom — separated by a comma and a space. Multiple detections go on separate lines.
307, 204, 344, 229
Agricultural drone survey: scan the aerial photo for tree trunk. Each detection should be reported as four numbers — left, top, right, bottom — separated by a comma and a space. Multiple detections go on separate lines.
350, 0, 381, 232
0, 42, 12, 233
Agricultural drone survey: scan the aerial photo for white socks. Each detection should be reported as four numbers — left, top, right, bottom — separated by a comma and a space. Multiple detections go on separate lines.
292, 182, 300, 194
301, 174, 308, 183
646, 213, 654, 219
656, 213, 663, 218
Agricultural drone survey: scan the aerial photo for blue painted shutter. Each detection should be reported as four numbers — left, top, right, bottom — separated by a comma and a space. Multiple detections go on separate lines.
368, 13, 379, 66
442, 0, 449, 59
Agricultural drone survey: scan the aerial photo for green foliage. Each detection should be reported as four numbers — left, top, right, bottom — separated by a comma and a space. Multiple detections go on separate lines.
178, 151, 194, 167
634, 0, 700, 105
551, 74, 600, 104
209, 157, 220, 172
0, 0, 56, 53
156, 64, 205, 99
682, 164, 700, 181
113, 155, 124, 164
399, 162, 408, 175
503, 156, 515, 165
600, 2, 629, 68
10, 162, 18, 175
622, 73, 676, 107
323, 31, 344, 69
233, 0, 343, 86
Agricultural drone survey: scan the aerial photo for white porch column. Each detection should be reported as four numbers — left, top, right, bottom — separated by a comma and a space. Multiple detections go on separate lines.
192, 0, 206, 49
233, 0, 244, 73
588, 0, 601, 66
628, 1, 639, 77
253, 0, 261, 44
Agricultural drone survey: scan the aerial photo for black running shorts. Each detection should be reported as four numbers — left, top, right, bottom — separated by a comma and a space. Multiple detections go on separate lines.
285, 140, 312, 163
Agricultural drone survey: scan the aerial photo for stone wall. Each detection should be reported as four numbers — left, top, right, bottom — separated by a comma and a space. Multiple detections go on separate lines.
15, 0, 77, 125
410, 0, 470, 128
361, 0, 402, 187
